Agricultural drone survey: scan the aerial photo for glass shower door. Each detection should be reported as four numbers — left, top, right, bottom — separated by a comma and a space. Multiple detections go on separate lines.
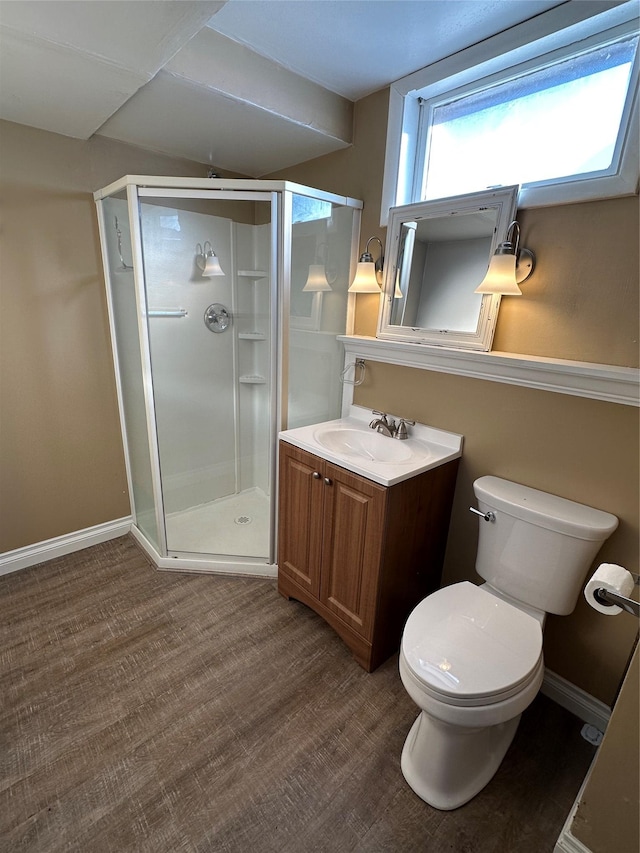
286, 194, 359, 428
100, 193, 162, 552
137, 192, 275, 561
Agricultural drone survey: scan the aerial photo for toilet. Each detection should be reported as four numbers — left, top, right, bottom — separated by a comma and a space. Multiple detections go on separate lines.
399, 475, 618, 811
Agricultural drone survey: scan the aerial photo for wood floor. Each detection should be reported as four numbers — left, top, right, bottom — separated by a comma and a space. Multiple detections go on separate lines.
1, 536, 596, 853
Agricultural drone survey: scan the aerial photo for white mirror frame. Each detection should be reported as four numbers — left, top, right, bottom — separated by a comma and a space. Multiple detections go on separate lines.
377, 186, 519, 351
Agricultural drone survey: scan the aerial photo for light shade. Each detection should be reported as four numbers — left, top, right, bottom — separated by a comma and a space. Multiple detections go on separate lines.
202, 253, 224, 277
475, 220, 536, 296
196, 241, 225, 277
302, 264, 332, 292
475, 253, 522, 296
349, 236, 384, 293
348, 261, 381, 293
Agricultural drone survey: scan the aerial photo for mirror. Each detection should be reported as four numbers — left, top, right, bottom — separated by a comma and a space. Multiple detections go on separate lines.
377, 186, 519, 351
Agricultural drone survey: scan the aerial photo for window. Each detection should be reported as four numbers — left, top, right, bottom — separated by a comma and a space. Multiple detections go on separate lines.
421, 35, 638, 200
292, 195, 332, 223
383, 3, 639, 220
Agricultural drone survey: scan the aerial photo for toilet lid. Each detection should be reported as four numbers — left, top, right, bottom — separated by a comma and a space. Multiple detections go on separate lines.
402, 582, 543, 704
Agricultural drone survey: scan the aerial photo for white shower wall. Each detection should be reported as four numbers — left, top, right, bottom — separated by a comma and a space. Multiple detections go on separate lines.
140, 203, 270, 516
234, 220, 271, 497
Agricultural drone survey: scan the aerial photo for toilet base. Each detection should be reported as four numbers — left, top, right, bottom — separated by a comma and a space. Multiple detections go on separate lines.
401, 709, 521, 810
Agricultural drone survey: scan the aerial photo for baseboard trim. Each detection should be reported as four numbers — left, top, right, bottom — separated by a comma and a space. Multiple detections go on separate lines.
553, 758, 595, 853
0, 517, 133, 577
542, 669, 611, 732
129, 525, 277, 579
554, 827, 593, 853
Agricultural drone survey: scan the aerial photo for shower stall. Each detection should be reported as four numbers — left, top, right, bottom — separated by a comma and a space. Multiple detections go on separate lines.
94, 177, 362, 576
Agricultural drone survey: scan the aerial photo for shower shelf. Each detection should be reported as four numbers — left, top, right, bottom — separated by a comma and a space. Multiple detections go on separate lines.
238, 332, 266, 340
238, 270, 268, 279
239, 374, 267, 384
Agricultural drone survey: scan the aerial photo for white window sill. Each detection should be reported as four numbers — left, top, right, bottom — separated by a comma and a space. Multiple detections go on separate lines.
338, 336, 639, 408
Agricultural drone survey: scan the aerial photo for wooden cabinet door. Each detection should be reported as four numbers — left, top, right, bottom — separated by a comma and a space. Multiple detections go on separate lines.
278, 443, 324, 598
319, 462, 386, 640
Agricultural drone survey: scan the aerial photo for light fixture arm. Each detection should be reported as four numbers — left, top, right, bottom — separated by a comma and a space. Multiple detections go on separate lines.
360, 235, 384, 275
496, 220, 535, 284
349, 235, 386, 293
196, 241, 224, 277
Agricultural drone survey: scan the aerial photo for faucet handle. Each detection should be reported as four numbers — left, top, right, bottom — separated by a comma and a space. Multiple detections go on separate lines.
395, 418, 415, 440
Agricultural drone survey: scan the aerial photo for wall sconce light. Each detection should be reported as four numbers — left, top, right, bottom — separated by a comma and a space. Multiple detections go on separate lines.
302, 265, 332, 292
349, 236, 384, 293
474, 221, 535, 296
302, 243, 334, 292
196, 241, 224, 277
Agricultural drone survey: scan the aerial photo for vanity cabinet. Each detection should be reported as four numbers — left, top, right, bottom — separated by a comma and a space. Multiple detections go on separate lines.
277, 440, 459, 671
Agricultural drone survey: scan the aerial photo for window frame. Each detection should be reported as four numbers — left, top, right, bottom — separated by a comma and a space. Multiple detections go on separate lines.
381, 1, 639, 224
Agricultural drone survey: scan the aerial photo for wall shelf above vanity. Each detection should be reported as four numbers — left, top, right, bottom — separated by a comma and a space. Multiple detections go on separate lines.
339, 335, 640, 407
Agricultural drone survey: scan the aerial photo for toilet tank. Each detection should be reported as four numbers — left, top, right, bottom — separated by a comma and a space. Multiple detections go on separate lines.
473, 476, 618, 615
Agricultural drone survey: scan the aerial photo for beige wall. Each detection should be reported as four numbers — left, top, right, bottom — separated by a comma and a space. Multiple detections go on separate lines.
572, 644, 639, 853
494, 199, 639, 366
0, 120, 232, 553
270, 89, 639, 705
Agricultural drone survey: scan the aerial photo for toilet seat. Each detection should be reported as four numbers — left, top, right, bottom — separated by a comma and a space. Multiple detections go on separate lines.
402, 582, 543, 707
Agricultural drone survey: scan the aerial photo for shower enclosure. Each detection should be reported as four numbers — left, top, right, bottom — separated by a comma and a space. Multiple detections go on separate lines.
94, 177, 362, 576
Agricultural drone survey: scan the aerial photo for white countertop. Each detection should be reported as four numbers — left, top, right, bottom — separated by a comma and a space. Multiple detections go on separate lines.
279, 406, 463, 486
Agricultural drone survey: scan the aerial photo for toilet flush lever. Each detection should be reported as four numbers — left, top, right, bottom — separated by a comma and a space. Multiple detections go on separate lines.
469, 507, 496, 522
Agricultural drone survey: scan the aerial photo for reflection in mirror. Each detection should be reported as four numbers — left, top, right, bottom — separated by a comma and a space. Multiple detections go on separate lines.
392, 211, 496, 330
378, 186, 518, 351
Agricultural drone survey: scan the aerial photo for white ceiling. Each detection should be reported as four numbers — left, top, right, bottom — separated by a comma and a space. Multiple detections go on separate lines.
206, 0, 565, 101
0, 0, 594, 176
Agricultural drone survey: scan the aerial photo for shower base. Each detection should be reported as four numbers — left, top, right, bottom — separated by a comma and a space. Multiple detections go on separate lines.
165, 488, 270, 559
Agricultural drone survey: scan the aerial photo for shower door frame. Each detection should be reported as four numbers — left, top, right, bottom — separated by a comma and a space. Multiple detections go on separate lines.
95, 177, 362, 579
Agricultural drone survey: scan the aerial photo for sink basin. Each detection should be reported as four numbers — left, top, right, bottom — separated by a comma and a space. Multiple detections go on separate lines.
314, 427, 422, 463
280, 407, 463, 487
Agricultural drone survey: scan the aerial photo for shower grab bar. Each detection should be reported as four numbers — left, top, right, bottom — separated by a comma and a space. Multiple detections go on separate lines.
147, 309, 188, 318
341, 358, 366, 386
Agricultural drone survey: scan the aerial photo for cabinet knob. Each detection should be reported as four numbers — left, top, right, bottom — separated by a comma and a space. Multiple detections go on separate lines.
312, 471, 322, 479
323, 477, 332, 486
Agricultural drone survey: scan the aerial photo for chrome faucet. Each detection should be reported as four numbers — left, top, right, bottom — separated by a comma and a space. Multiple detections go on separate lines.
369, 411, 416, 439
369, 411, 396, 437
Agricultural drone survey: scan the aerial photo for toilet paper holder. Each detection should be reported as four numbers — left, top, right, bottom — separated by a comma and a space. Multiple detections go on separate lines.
593, 585, 639, 617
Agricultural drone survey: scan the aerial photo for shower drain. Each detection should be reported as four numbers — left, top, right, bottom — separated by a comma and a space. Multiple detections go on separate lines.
234, 515, 253, 525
